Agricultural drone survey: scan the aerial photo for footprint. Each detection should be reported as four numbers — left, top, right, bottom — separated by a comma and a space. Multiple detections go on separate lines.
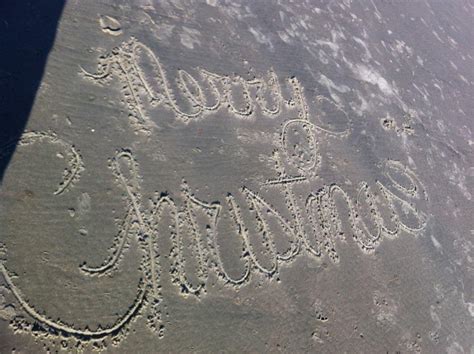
77, 192, 91, 218
99, 15, 122, 36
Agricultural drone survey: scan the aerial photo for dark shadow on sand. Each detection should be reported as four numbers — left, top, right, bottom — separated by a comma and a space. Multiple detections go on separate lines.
0, 1, 65, 183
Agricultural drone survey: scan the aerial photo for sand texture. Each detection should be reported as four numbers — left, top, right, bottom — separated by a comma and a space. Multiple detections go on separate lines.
0, 0, 473, 352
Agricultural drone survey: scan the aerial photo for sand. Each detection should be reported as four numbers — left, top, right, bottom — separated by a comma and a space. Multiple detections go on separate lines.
0, 0, 473, 352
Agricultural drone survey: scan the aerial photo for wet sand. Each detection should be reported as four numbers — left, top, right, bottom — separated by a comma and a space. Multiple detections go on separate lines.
0, 0, 473, 352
